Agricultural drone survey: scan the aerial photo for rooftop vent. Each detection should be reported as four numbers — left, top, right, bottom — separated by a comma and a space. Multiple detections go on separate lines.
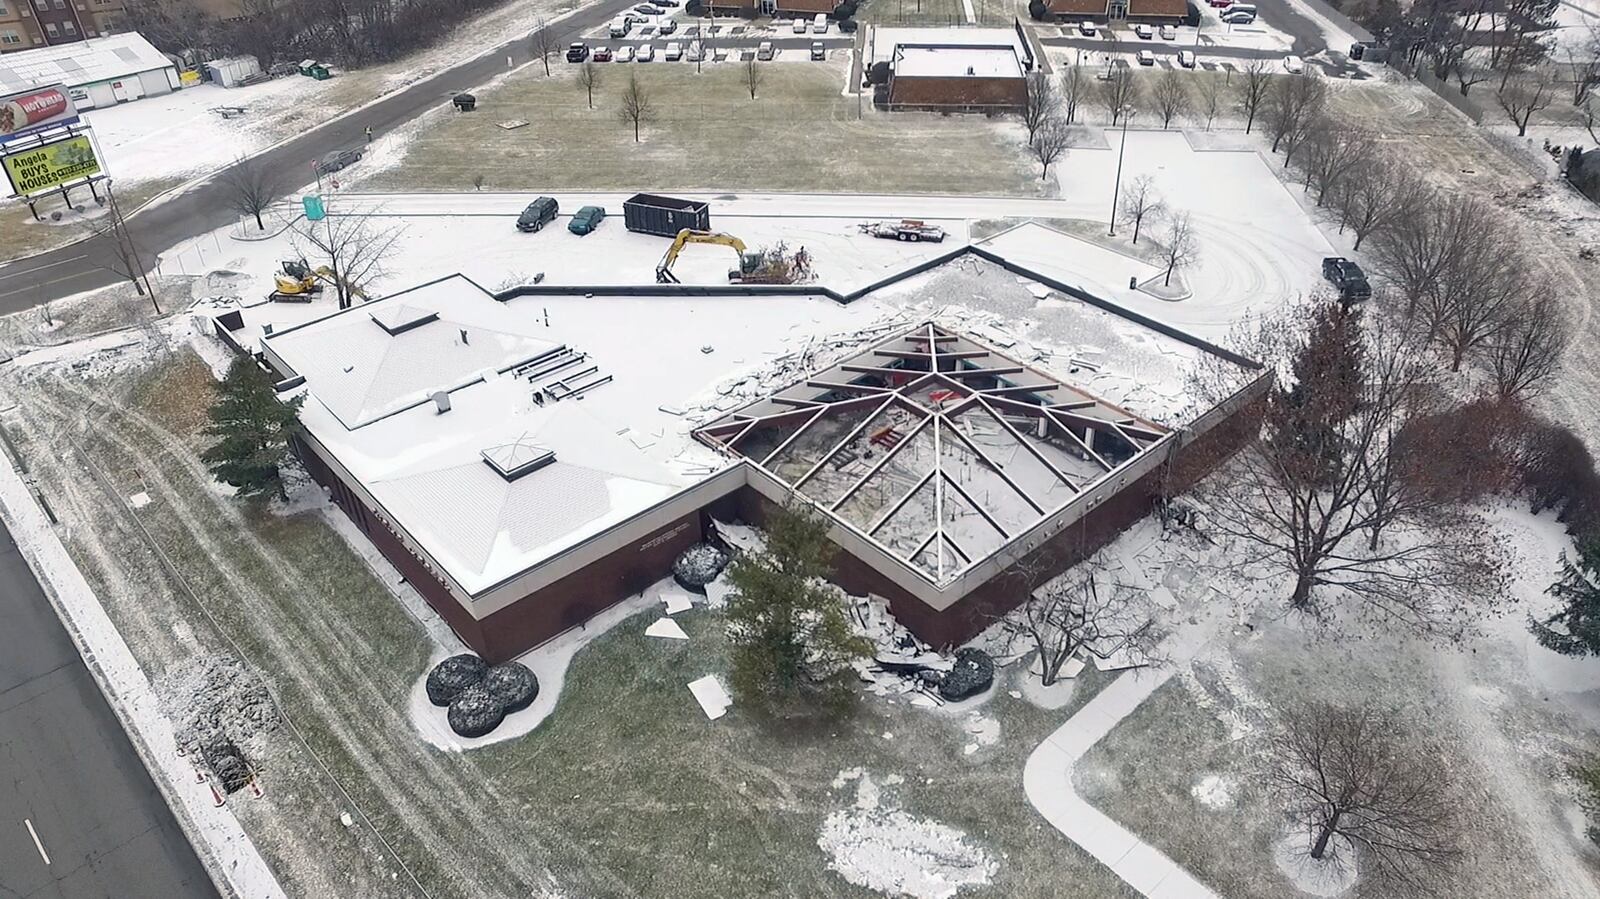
368, 304, 439, 336
481, 435, 556, 481
432, 390, 451, 414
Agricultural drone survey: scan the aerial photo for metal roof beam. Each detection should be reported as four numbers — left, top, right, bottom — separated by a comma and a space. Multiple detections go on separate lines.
937, 413, 1051, 512
973, 397, 1086, 492
791, 396, 898, 491
939, 470, 1010, 538
865, 467, 937, 536
834, 412, 935, 514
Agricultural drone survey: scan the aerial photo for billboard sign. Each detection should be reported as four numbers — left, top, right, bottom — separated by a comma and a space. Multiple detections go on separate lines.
0, 84, 82, 144
2, 135, 101, 197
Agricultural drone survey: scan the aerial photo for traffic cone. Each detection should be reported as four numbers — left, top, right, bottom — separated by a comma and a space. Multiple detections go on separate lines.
209, 781, 226, 807
248, 778, 264, 799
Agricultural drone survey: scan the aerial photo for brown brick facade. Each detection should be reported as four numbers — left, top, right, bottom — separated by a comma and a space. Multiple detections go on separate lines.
886, 74, 1026, 112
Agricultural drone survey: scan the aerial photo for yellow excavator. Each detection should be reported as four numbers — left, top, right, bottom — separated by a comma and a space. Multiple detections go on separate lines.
269, 258, 368, 303
655, 229, 765, 284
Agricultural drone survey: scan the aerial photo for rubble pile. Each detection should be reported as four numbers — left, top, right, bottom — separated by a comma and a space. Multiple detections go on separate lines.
158, 654, 280, 755
848, 596, 998, 707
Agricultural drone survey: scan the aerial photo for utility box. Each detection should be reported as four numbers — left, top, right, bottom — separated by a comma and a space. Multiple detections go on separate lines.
623, 193, 710, 237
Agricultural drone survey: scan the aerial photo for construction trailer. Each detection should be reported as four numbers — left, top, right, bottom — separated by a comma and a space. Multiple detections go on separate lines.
623, 193, 711, 237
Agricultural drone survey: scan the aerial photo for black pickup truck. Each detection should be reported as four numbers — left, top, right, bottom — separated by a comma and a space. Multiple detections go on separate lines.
1321, 256, 1372, 303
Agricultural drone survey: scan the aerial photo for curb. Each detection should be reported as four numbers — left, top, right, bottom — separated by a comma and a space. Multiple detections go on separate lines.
0, 444, 286, 899
230, 214, 304, 243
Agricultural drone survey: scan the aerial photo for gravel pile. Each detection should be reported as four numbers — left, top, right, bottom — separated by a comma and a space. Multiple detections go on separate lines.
157, 654, 280, 756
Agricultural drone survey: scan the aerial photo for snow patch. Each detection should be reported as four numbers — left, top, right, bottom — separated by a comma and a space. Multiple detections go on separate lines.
1190, 774, 1235, 809
819, 770, 997, 899
1272, 830, 1358, 897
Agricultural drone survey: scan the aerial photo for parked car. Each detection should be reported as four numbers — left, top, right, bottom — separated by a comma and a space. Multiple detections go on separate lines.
793, 17, 807, 32
594, 46, 614, 61
1321, 257, 1372, 301
659, 18, 677, 33
615, 45, 635, 62
654, 0, 680, 6
1159, 24, 1177, 39
632, 4, 656, 15
664, 41, 682, 60
687, 41, 704, 61
609, 18, 630, 37
516, 196, 560, 233
813, 13, 828, 32
318, 147, 363, 172
1078, 19, 1098, 35
568, 205, 606, 235
1208, 0, 1233, 6
637, 43, 655, 61
1282, 54, 1304, 73
1221, 5, 1255, 22
757, 41, 774, 60
565, 42, 589, 62
810, 40, 826, 60
1177, 48, 1196, 68
1134, 23, 1153, 38
1136, 48, 1155, 65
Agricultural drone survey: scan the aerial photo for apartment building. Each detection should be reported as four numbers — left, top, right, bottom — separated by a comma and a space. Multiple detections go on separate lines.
1, 0, 127, 53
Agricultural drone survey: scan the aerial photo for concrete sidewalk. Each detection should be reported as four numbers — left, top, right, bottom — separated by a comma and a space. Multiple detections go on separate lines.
1022, 620, 1222, 899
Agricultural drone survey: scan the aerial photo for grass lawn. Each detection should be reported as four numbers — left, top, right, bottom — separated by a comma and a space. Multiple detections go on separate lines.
4, 347, 1134, 898
363, 62, 1040, 196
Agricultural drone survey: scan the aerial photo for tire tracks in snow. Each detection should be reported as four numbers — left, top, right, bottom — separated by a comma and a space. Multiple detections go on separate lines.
25, 374, 640, 898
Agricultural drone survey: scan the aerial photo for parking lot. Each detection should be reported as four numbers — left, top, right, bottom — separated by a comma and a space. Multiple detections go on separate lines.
568, 4, 858, 64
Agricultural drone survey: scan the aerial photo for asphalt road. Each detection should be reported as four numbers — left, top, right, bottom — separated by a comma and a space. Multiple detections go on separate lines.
0, 0, 639, 312
0, 521, 218, 899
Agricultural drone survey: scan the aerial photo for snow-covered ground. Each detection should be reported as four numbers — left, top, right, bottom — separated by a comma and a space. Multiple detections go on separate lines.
84, 79, 343, 189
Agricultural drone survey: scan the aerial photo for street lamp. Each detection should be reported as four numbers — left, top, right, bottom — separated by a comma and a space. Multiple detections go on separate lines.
1107, 104, 1134, 237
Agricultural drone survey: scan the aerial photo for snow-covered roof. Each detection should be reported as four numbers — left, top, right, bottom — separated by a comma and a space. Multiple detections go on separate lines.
264, 274, 886, 594
893, 46, 1023, 79
868, 26, 1029, 65
0, 33, 174, 94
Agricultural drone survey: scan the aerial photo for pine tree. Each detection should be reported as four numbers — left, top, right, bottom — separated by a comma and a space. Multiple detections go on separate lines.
201, 357, 304, 501
1531, 541, 1600, 656
1269, 302, 1365, 485
725, 502, 870, 716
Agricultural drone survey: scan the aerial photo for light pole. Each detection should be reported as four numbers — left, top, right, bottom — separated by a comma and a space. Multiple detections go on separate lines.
1107, 104, 1132, 236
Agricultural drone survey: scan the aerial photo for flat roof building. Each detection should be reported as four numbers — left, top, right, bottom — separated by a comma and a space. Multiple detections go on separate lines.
0, 33, 177, 108
251, 249, 1266, 662
868, 25, 1036, 113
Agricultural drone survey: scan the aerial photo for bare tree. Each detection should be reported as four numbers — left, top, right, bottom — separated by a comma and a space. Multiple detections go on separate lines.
1296, 121, 1372, 207
471, 173, 485, 191
1193, 300, 1511, 634
1161, 211, 1196, 286
1021, 71, 1061, 142
1263, 73, 1328, 164
998, 555, 1156, 687
1151, 68, 1190, 129
1029, 115, 1070, 180
743, 56, 765, 100
1236, 59, 1272, 133
1060, 61, 1088, 125
288, 211, 405, 309
1199, 74, 1225, 130
1266, 703, 1458, 892
1334, 156, 1424, 250
1097, 64, 1138, 125
220, 155, 279, 232
1497, 69, 1555, 136
617, 71, 655, 142
577, 59, 602, 109
1453, 50, 1493, 96
1425, 230, 1527, 371
92, 184, 157, 309
1488, 293, 1568, 399
1119, 174, 1164, 244
530, 16, 557, 77
1369, 191, 1469, 313
1566, 21, 1600, 105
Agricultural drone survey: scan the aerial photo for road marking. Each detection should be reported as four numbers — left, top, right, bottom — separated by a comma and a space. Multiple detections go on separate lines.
0, 254, 89, 283
24, 818, 50, 865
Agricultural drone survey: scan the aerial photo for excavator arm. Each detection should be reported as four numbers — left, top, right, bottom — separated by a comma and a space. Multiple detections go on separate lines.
656, 229, 752, 283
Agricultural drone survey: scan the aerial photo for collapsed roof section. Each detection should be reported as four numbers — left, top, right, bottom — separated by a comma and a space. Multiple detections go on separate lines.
693, 322, 1169, 585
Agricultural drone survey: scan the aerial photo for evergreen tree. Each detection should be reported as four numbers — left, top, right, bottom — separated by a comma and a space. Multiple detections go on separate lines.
1269, 302, 1365, 485
725, 502, 870, 716
1531, 541, 1600, 656
201, 357, 304, 501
